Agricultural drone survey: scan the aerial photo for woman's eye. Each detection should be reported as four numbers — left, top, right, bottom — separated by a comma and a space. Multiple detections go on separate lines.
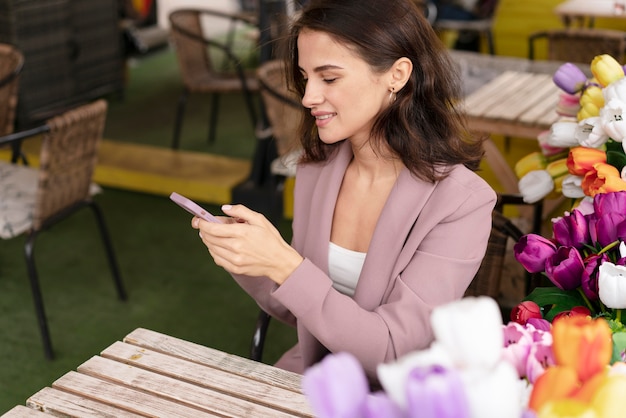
323, 78, 337, 84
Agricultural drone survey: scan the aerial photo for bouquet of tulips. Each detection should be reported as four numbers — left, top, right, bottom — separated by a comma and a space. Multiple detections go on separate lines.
302, 297, 626, 418
515, 54, 626, 203
513, 190, 626, 363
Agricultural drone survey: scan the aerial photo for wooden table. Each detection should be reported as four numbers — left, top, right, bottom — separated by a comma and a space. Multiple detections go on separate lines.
555, 0, 626, 27
462, 69, 562, 194
1, 328, 313, 418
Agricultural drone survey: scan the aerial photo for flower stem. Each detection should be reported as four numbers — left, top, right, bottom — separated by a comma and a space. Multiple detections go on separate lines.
577, 287, 596, 314
598, 240, 620, 255
618, 309, 622, 323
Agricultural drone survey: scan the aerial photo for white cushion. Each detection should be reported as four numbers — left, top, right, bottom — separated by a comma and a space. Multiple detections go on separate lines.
0, 162, 101, 239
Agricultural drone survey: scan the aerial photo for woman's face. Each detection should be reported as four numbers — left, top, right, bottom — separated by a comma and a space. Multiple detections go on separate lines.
297, 29, 391, 146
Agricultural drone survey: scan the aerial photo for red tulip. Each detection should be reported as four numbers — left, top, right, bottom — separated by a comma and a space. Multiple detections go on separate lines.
510, 301, 543, 325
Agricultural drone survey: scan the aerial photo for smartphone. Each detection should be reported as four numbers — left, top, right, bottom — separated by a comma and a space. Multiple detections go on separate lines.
169, 192, 222, 223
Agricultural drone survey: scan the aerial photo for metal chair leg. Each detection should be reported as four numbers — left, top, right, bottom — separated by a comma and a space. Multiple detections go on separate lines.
171, 89, 189, 150
88, 201, 127, 301
250, 310, 271, 362
24, 232, 54, 360
208, 93, 220, 143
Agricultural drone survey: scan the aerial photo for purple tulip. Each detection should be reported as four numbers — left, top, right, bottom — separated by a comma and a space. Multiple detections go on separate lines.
362, 393, 404, 418
514, 234, 557, 273
581, 253, 608, 301
302, 352, 369, 418
544, 246, 585, 290
552, 209, 590, 249
553, 62, 588, 94
405, 365, 470, 418
593, 190, 626, 217
593, 212, 626, 247
526, 318, 552, 333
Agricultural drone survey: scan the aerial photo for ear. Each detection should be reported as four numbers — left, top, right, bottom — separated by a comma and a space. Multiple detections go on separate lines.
388, 57, 412, 92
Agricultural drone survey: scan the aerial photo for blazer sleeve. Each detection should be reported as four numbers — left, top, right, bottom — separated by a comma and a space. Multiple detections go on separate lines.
270, 172, 496, 377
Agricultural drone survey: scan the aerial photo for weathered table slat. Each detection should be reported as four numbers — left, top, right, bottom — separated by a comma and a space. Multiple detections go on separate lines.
1, 406, 48, 417
77, 356, 305, 418
124, 327, 303, 392
100, 341, 313, 416
3, 328, 312, 417
53, 371, 218, 417
27, 387, 144, 418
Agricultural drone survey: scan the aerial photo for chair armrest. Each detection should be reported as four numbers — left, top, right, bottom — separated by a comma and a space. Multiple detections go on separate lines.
0, 125, 49, 147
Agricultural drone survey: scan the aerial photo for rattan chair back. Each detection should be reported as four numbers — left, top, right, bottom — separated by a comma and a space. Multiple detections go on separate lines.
168, 8, 259, 148
257, 60, 301, 156
529, 28, 626, 63
0, 43, 24, 136
33, 100, 107, 230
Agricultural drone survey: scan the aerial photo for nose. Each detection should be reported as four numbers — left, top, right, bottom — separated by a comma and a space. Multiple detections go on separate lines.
301, 80, 322, 109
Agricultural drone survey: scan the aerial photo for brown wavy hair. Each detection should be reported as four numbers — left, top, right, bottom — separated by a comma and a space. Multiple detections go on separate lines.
284, 0, 484, 182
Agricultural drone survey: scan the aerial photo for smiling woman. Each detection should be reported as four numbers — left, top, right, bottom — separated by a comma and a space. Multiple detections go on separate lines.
188, 0, 497, 384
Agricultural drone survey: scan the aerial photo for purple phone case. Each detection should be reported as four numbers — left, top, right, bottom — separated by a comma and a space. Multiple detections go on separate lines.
169, 192, 221, 223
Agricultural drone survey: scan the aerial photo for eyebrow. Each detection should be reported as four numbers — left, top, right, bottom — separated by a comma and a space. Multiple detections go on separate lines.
299, 64, 345, 73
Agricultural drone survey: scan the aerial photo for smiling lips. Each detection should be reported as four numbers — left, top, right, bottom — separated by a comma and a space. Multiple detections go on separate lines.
313, 112, 336, 126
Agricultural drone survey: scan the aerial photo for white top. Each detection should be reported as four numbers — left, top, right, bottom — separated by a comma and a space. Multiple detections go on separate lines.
328, 242, 367, 297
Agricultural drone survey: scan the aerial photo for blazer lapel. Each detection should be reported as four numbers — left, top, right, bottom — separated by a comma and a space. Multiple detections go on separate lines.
353, 169, 437, 310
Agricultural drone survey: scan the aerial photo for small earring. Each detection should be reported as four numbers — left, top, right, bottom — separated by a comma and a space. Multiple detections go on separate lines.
389, 88, 397, 103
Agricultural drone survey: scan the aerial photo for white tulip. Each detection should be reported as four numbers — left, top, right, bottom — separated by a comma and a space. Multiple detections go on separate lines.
598, 262, 626, 309
460, 361, 523, 418
431, 296, 504, 371
518, 170, 554, 203
600, 99, 626, 142
576, 117, 609, 148
603, 76, 626, 104
561, 174, 586, 199
547, 121, 580, 147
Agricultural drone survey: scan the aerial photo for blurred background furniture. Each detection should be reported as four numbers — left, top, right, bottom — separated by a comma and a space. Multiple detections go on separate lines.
256, 60, 301, 172
0, 0, 125, 130
0, 43, 23, 163
0, 43, 23, 137
119, 0, 170, 57
528, 27, 626, 63
431, 0, 500, 54
555, 0, 626, 28
168, 8, 259, 150
0, 100, 127, 360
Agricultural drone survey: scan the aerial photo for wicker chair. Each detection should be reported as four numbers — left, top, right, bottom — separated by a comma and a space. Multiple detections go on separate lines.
0, 100, 127, 360
248, 207, 526, 362
528, 28, 626, 63
169, 8, 259, 149
256, 60, 301, 164
0, 43, 24, 162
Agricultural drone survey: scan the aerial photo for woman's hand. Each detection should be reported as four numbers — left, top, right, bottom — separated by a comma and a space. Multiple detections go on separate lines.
191, 204, 303, 285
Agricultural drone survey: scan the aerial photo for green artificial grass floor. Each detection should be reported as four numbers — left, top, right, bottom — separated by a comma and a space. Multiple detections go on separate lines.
0, 48, 297, 413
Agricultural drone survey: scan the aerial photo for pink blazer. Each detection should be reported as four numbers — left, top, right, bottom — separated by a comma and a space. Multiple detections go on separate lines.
233, 140, 497, 378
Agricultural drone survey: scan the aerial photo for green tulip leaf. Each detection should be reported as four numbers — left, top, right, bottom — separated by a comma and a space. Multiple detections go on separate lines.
607, 150, 626, 172
523, 286, 587, 321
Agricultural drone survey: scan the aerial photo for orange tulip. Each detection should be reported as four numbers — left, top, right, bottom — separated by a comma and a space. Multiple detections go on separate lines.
581, 163, 626, 196
529, 366, 580, 411
566, 147, 607, 176
552, 316, 612, 383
